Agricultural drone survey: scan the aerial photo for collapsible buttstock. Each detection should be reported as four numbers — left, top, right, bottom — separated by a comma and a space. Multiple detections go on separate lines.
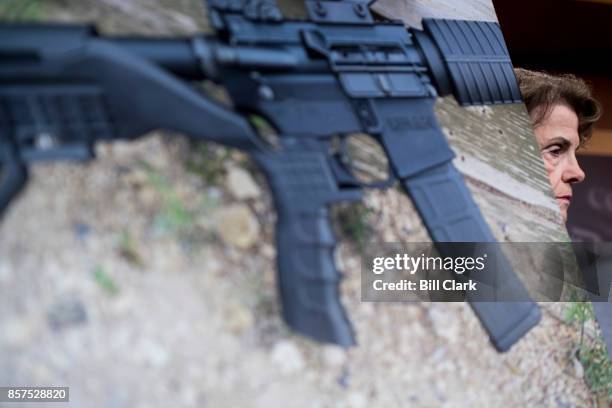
0, 139, 27, 216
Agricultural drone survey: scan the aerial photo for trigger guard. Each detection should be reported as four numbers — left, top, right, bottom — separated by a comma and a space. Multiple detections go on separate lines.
330, 152, 361, 187
329, 149, 395, 190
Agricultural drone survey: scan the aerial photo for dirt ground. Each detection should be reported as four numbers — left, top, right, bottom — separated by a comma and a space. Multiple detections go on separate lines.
0, 1, 607, 407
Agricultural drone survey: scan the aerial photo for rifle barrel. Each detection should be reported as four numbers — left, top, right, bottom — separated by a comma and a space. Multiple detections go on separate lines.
108, 37, 204, 79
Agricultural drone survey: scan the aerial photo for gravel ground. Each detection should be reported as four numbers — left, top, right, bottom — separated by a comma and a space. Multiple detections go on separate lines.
0, 135, 601, 408
0, 1, 607, 407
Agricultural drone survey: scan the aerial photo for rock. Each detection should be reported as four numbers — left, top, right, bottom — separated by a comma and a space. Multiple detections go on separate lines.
139, 339, 170, 368
0, 262, 10, 283
321, 345, 347, 367
255, 383, 313, 408
259, 243, 276, 260
138, 186, 160, 208
108, 140, 137, 160
427, 305, 460, 343
597, 393, 609, 408
270, 340, 305, 374
225, 302, 254, 334
206, 187, 223, 201
337, 366, 350, 388
572, 356, 584, 379
226, 166, 261, 199
2, 318, 36, 348
556, 396, 572, 408
31, 364, 52, 383
151, 240, 185, 272
213, 204, 260, 249
199, 249, 224, 275
47, 297, 88, 331
197, 213, 214, 230
465, 105, 493, 118
73, 222, 92, 242
346, 391, 367, 408
122, 168, 149, 187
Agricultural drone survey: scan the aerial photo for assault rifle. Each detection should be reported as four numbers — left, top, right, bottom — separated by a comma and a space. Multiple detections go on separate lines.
0, 0, 541, 351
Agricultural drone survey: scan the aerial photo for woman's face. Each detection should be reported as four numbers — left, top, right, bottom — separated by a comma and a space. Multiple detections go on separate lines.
532, 104, 585, 222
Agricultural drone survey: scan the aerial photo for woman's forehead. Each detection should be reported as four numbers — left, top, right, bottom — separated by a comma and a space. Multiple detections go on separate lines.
544, 104, 580, 128
534, 104, 580, 142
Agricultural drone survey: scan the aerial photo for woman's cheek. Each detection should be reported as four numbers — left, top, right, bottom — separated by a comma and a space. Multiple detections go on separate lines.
542, 155, 556, 178
550, 163, 565, 193
542, 156, 561, 192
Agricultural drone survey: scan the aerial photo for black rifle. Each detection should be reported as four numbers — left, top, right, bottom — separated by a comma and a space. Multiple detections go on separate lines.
0, 0, 540, 351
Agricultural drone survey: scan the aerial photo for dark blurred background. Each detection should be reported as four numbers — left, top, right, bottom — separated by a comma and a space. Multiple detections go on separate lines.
493, 0, 612, 241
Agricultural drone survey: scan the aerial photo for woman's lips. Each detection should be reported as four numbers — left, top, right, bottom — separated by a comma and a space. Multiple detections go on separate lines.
556, 196, 572, 206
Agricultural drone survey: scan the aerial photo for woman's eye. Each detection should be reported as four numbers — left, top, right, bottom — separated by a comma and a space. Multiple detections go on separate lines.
545, 144, 563, 157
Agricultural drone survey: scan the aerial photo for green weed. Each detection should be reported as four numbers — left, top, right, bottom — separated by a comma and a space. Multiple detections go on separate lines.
335, 203, 374, 250
565, 302, 612, 399
0, 0, 45, 20
92, 265, 120, 296
565, 301, 595, 328
579, 340, 612, 398
142, 163, 195, 233
118, 229, 144, 268
184, 141, 230, 185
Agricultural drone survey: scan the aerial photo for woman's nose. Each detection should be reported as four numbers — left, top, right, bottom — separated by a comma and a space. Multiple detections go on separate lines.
563, 154, 586, 184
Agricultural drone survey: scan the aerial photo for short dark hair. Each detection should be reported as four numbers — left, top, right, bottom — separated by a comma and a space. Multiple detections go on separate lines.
514, 68, 601, 144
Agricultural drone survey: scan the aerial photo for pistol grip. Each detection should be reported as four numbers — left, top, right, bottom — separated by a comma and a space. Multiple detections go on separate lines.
257, 150, 360, 347
276, 206, 356, 346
